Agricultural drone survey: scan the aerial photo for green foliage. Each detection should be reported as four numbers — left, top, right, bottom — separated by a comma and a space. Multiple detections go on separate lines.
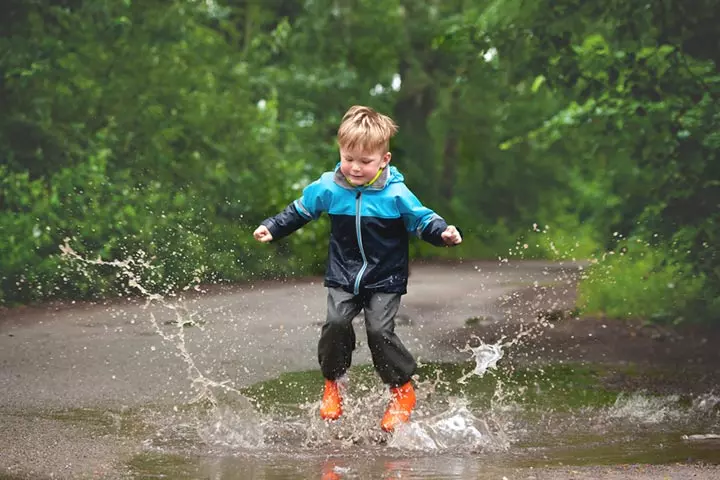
578, 240, 708, 322
0, 0, 327, 303
0, 153, 327, 303
1, 0, 718, 325
471, 0, 720, 322
518, 220, 601, 262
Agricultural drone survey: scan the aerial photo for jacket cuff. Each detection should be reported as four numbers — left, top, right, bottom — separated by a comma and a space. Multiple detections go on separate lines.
260, 218, 280, 240
421, 216, 449, 246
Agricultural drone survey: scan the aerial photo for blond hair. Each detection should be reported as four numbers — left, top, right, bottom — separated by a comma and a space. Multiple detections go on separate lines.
337, 105, 398, 152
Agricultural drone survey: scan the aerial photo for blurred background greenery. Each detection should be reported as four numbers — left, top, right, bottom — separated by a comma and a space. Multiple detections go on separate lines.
1, 0, 718, 323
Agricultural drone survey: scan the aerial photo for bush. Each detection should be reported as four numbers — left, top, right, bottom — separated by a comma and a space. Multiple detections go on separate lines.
577, 239, 707, 323
0, 157, 325, 305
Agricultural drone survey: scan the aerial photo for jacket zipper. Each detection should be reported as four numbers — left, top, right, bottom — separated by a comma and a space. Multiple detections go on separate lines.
353, 190, 368, 295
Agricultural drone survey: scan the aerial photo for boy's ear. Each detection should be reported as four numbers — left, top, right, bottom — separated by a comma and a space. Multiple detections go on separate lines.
381, 152, 392, 168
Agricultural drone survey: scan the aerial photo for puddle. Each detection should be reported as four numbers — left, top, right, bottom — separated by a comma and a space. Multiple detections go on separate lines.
120, 371, 719, 478
14, 245, 712, 479
7, 362, 717, 478
133, 361, 719, 476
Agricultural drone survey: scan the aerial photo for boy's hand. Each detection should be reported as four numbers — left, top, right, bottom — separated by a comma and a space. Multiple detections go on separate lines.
441, 225, 462, 246
253, 225, 273, 243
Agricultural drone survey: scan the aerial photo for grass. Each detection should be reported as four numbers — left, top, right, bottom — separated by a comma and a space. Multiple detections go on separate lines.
127, 452, 202, 479
241, 362, 620, 414
577, 240, 704, 322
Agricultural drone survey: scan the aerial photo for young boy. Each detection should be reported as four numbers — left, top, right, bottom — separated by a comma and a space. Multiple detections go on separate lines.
253, 105, 462, 432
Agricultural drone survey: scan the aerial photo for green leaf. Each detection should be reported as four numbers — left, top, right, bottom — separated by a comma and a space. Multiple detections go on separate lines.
531, 75, 546, 93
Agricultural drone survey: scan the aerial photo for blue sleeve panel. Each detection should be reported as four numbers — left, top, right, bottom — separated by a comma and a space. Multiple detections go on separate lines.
293, 173, 333, 220
261, 174, 332, 240
394, 184, 449, 247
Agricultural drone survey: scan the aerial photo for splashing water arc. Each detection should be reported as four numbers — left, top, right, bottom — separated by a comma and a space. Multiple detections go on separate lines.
58, 239, 513, 453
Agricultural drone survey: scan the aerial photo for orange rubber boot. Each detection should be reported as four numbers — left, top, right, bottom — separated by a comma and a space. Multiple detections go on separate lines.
320, 379, 343, 420
380, 381, 416, 432
321, 461, 342, 480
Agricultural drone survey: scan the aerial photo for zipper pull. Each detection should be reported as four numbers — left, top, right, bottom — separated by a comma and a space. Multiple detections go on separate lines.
356, 191, 361, 199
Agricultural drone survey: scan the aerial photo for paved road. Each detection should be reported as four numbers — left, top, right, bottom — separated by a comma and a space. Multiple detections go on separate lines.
0, 261, 578, 411
3, 261, 720, 480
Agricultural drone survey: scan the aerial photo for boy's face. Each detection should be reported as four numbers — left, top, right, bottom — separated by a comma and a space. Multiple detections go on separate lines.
339, 147, 391, 186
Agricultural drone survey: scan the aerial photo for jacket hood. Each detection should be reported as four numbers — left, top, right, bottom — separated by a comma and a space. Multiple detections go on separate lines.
333, 163, 404, 190
387, 166, 404, 184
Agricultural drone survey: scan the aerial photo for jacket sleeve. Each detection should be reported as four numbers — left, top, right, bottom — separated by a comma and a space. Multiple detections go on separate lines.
260, 177, 329, 241
395, 185, 451, 247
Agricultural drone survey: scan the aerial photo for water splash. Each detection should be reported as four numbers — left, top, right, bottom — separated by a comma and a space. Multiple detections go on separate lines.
456, 313, 555, 385
607, 393, 682, 424
197, 406, 267, 449
692, 393, 720, 412
388, 399, 510, 452
60, 239, 245, 408
458, 337, 504, 384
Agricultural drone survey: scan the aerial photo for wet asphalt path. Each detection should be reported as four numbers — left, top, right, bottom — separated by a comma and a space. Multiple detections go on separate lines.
0, 261, 576, 411
4, 261, 720, 480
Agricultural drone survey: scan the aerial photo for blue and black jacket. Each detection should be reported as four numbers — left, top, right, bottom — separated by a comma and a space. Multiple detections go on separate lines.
261, 165, 452, 295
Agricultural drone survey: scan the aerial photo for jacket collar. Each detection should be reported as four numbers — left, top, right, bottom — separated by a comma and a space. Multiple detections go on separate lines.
333, 164, 391, 191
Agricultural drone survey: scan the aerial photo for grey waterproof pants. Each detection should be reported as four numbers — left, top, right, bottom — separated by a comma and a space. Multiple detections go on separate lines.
318, 287, 417, 387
